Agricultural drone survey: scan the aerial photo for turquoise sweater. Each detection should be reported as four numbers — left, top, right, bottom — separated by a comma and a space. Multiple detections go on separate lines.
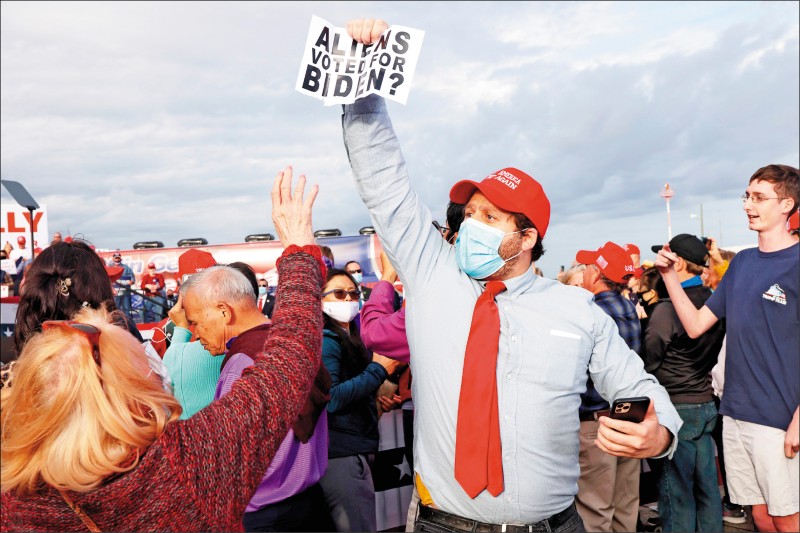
163, 327, 223, 420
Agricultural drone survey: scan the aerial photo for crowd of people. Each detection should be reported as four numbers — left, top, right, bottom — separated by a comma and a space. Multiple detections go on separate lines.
1, 17, 798, 533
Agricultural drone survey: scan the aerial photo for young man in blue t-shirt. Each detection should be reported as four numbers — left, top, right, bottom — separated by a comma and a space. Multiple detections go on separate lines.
655, 164, 799, 533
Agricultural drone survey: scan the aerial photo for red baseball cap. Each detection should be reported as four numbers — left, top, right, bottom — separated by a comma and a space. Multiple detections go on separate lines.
178, 249, 216, 281
623, 243, 640, 255
575, 242, 635, 284
788, 210, 799, 233
449, 167, 551, 238
17, 236, 25, 245
147, 262, 156, 269
105, 265, 124, 283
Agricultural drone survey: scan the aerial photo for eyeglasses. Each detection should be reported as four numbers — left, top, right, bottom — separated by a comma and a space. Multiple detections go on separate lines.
432, 220, 450, 236
41, 320, 102, 367
322, 288, 361, 300
741, 193, 786, 204
346, 269, 362, 274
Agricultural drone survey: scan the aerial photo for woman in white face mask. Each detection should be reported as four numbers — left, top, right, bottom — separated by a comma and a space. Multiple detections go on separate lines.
317, 268, 402, 533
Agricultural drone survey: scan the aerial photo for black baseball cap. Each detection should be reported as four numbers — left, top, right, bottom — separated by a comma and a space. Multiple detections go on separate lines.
651, 234, 708, 265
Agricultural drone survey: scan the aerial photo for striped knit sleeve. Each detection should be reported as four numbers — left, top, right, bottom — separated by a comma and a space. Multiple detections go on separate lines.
165, 245, 325, 530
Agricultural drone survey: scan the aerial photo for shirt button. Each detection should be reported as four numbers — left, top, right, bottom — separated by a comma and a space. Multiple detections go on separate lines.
506, 374, 513, 381
505, 495, 513, 503
505, 455, 512, 463
511, 335, 517, 343
504, 415, 511, 422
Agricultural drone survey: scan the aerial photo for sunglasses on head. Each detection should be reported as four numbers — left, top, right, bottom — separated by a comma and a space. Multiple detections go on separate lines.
322, 288, 361, 300
42, 320, 102, 367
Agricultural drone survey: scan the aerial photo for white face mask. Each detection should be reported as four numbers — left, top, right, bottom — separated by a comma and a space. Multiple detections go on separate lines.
323, 301, 360, 324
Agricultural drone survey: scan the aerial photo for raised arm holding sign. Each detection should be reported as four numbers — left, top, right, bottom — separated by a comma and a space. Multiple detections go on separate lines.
295, 16, 424, 105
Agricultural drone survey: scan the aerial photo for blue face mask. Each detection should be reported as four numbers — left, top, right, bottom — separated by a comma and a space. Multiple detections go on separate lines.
351, 272, 363, 285
455, 218, 524, 279
258, 286, 267, 296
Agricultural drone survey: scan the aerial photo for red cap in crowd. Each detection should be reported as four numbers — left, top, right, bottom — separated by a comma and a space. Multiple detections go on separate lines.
105, 265, 124, 283
623, 243, 640, 255
575, 241, 635, 284
147, 262, 156, 269
788, 210, 799, 233
17, 236, 25, 245
449, 167, 551, 238
178, 249, 217, 281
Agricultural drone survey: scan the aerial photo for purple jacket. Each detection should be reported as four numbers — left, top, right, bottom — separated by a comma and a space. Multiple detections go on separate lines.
360, 280, 410, 363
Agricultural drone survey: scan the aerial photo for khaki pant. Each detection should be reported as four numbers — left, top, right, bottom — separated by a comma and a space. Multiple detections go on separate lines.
575, 420, 640, 532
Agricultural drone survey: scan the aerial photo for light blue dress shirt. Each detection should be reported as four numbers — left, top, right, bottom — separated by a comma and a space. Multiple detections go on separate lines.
341, 95, 681, 524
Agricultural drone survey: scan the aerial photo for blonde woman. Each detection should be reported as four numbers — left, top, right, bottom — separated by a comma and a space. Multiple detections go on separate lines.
1, 167, 325, 532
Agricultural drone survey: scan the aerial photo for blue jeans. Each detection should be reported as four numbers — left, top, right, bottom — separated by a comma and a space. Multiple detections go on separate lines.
414, 503, 585, 533
114, 288, 131, 318
144, 295, 166, 323
657, 401, 723, 532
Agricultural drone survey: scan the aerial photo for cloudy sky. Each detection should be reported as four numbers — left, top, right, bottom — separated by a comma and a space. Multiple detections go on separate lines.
2, 1, 798, 276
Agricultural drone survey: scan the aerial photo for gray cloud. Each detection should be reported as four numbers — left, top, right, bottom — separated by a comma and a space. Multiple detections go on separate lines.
2, 1, 797, 276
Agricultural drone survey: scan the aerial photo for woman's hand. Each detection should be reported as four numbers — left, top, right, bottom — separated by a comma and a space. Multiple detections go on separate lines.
373, 353, 402, 375
346, 19, 389, 45
379, 250, 398, 283
378, 393, 403, 412
271, 166, 318, 248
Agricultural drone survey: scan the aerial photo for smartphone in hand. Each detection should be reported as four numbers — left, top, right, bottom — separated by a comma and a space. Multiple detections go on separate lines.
609, 397, 650, 423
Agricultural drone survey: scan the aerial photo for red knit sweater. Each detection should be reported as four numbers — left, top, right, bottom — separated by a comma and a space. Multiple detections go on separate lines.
1, 247, 325, 532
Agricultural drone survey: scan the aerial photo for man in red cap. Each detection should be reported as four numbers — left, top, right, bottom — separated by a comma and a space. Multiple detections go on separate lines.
9, 235, 30, 272
140, 261, 166, 323
107, 252, 135, 319
338, 19, 681, 533
573, 242, 641, 532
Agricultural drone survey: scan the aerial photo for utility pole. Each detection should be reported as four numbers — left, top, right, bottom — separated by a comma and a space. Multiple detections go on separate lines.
659, 183, 674, 240
700, 203, 704, 236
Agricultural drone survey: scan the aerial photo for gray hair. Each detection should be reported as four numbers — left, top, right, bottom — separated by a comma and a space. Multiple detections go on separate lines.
180, 265, 255, 305
560, 264, 587, 286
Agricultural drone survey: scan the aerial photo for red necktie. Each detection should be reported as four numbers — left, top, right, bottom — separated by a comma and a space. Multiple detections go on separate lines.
454, 280, 507, 498
258, 298, 264, 312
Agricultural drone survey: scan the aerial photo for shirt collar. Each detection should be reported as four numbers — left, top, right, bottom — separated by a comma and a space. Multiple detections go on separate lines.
592, 290, 619, 302
480, 266, 536, 297
680, 276, 703, 288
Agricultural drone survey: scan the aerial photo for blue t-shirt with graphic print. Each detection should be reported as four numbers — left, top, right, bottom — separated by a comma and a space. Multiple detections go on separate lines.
706, 242, 799, 430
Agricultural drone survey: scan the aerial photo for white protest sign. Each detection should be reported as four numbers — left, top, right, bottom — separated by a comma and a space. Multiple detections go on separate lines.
296, 16, 424, 106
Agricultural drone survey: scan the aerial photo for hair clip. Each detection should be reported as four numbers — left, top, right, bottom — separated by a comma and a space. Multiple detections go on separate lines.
81, 301, 90, 308
58, 278, 72, 297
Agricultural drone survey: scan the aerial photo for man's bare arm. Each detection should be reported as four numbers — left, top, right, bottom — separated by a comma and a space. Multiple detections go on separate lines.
654, 246, 719, 338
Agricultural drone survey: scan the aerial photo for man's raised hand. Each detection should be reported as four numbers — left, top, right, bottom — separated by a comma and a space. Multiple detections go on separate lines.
346, 19, 389, 45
